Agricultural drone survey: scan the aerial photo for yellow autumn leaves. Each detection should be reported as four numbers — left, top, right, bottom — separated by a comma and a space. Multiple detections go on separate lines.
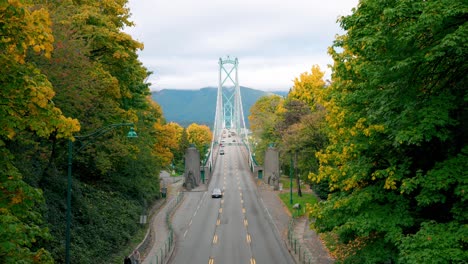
1, 2, 54, 63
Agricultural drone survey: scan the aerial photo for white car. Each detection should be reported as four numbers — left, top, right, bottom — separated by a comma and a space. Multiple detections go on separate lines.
219, 149, 225, 155
212, 188, 222, 198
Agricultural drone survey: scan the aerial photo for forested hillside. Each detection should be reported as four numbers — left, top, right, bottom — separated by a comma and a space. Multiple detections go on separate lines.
1, 1, 177, 263
151, 87, 283, 127
249, 1, 467, 263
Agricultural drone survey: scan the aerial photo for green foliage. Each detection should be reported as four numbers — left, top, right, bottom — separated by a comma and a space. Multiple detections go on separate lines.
399, 221, 468, 263
308, 0, 468, 262
0, 151, 54, 263
248, 95, 284, 164
1, 0, 171, 263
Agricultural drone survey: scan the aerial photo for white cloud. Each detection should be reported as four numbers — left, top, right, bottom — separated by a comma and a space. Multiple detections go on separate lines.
125, 0, 358, 91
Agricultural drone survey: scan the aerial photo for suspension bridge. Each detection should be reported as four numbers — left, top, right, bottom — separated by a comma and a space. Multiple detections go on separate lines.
205, 56, 256, 173
142, 56, 294, 264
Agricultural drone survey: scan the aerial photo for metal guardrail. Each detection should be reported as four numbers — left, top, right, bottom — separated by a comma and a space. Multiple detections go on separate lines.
287, 219, 316, 264
147, 192, 184, 264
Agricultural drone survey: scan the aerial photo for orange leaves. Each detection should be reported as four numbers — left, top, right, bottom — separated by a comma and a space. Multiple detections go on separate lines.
186, 123, 212, 147
163, 122, 183, 150
10, 190, 24, 205
151, 122, 184, 167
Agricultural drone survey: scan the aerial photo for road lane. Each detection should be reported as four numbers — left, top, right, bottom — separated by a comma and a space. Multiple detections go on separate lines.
170, 138, 294, 264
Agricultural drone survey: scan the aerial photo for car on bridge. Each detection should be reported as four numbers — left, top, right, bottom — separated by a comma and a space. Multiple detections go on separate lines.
211, 188, 222, 198
219, 149, 225, 155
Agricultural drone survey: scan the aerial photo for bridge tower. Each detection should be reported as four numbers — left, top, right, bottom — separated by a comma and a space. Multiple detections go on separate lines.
209, 56, 251, 165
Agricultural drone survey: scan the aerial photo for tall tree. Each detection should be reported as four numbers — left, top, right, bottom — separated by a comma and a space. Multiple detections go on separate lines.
278, 65, 328, 197
248, 95, 284, 164
309, 0, 467, 262
10, 1, 167, 262
288, 64, 326, 106
0, 1, 79, 262
277, 99, 311, 196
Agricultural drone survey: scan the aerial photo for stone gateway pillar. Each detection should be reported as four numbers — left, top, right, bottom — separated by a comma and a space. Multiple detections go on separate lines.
184, 145, 201, 190
264, 145, 280, 190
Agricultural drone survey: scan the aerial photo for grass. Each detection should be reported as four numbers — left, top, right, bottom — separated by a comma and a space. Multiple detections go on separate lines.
277, 175, 317, 217
278, 191, 318, 218
279, 176, 296, 190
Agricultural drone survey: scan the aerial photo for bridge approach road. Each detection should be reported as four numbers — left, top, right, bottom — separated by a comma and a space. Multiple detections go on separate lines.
170, 139, 294, 264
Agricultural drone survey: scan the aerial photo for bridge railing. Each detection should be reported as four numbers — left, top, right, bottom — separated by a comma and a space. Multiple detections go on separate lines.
238, 139, 263, 180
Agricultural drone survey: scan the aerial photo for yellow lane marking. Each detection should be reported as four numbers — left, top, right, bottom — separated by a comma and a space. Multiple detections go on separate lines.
250, 258, 256, 264
217, 219, 221, 225
246, 234, 251, 243
244, 219, 248, 226
219, 208, 223, 213
242, 208, 246, 214
213, 234, 218, 244
241, 199, 244, 204
209, 257, 214, 264
221, 199, 224, 204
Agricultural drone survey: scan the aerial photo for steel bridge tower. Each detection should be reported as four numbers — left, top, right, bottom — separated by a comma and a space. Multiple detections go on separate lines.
208, 56, 251, 166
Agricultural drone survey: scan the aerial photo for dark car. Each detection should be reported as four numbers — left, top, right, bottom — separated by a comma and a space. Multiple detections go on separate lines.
220, 149, 225, 155
212, 188, 222, 198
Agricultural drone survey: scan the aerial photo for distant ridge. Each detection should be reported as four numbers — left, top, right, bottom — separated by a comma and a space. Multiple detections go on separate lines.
151, 86, 286, 128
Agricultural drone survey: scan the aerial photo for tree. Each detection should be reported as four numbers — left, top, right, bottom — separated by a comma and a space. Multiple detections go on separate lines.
163, 122, 184, 164
248, 95, 284, 164
277, 65, 328, 197
288, 65, 326, 107
309, 0, 467, 262
276, 99, 311, 197
3, 1, 168, 262
1, 1, 79, 262
186, 123, 212, 155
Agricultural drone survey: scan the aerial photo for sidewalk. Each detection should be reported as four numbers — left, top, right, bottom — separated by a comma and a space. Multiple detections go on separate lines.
140, 174, 183, 264
293, 217, 334, 264
257, 182, 334, 264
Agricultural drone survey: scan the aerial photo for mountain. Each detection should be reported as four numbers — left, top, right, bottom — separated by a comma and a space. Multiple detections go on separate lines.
151, 87, 285, 128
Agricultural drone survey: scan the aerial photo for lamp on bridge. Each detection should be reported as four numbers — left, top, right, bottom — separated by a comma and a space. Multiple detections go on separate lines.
65, 123, 137, 264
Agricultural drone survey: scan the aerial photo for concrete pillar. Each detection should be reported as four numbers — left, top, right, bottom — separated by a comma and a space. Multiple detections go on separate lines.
264, 145, 280, 190
184, 145, 201, 190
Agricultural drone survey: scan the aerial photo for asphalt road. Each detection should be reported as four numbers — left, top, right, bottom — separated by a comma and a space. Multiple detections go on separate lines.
170, 138, 294, 264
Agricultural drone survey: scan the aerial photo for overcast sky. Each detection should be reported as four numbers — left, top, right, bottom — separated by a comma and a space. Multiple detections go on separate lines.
124, 0, 359, 92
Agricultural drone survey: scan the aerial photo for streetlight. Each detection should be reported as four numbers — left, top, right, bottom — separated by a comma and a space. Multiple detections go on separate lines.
289, 154, 293, 205
65, 123, 137, 264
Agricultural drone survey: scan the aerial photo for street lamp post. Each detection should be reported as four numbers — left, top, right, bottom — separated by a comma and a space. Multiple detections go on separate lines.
289, 154, 293, 205
65, 123, 137, 264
